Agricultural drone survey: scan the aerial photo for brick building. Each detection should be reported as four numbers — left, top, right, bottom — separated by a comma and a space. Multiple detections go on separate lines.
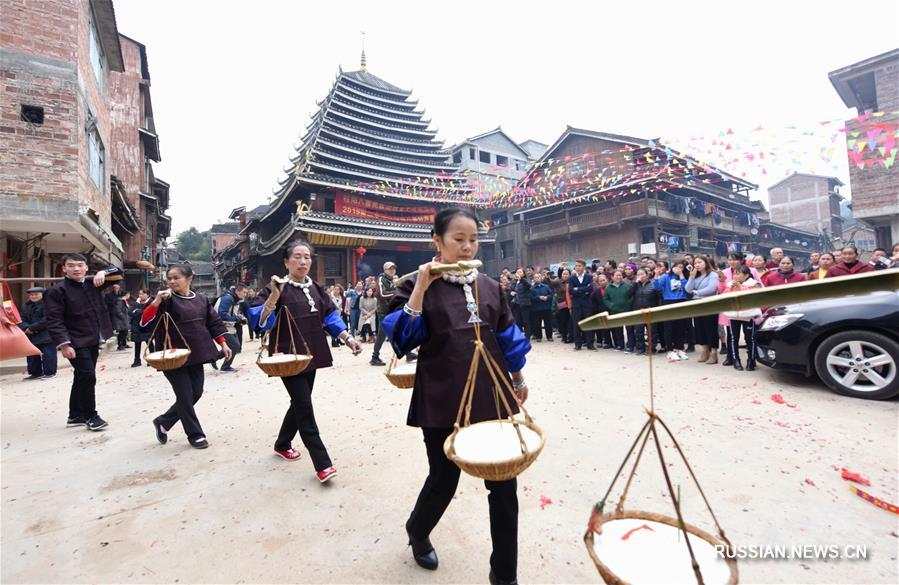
1, 0, 125, 298
767, 172, 844, 239
210, 222, 240, 257
107, 33, 170, 291
829, 48, 899, 248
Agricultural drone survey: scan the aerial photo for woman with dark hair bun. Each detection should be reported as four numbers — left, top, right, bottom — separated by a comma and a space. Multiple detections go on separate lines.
140, 264, 230, 449
383, 207, 531, 585
249, 239, 363, 483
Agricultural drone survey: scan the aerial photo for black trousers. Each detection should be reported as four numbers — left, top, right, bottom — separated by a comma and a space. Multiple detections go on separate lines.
609, 326, 625, 349
661, 299, 687, 351
596, 328, 611, 347
132, 334, 147, 365
694, 313, 719, 346
557, 307, 572, 341
67, 345, 100, 420
116, 329, 128, 349
27, 342, 57, 376
727, 320, 757, 363
530, 309, 552, 340
235, 324, 244, 347
220, 333, 241, 368
159, 363, 206, 440
571, 306, 595, 348
628, 324, 647, 352
276, 371, 332, 471
408, 427, 518, 582
372, 313, 386, 360
518, 305, 532, 338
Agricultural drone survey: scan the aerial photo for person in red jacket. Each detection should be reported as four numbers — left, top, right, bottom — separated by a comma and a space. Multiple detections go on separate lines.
762, 256, 807, 287
825, 245, 874, 278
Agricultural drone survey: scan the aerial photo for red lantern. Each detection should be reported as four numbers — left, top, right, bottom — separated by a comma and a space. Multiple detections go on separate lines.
355, 246, 367, 258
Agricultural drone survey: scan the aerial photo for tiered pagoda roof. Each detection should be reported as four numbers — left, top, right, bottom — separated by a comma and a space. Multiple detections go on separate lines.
262, 67, 472, 223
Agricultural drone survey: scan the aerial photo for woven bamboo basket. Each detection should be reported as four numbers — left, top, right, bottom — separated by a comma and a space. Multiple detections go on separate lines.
445, 416, 545, 482
256, 306, 313, 378
585, 510, 738, 585
144, 312, 191, 371
385, 355, 416, 389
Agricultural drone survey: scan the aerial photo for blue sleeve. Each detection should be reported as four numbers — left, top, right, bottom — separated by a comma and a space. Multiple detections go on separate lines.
496, 323, 530, 373
218, 294, 237, 322
654, 275, 666, 291
383, 308, 428, 358
247, 304, 276, 332
322, 310, 348, 338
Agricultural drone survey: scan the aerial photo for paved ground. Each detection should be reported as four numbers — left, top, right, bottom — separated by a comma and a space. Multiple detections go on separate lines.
1, 339, 897, 584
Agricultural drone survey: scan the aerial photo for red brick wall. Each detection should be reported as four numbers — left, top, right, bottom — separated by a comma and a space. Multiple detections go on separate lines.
0, 0, 114, 228
108, 35, 146, 262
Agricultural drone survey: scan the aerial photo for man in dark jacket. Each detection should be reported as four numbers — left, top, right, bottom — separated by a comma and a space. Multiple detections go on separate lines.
215, 284, 246, 372
630, 268, 661, 354
18, 286, 57, 380
568, 259, 596, 350
528, 272, 554, 342
45, 253, 120, 430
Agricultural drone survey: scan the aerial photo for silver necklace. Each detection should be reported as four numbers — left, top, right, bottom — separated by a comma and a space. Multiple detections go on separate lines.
284, 276, 318, 312
442, 269, 481, 324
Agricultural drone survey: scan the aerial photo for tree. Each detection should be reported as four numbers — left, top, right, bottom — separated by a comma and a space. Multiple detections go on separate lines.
174, 227, 211, 261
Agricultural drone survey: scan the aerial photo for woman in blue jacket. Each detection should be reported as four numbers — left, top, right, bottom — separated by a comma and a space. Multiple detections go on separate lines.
654, 261, 689, 361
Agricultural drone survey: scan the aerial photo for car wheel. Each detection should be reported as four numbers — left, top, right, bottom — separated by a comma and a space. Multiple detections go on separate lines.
813, 331, 899, 400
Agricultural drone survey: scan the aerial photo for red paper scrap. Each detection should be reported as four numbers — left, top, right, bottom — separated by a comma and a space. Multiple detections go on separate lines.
770, 394, 796, 407
804, 478, 816, 487
621, 524, 655, 541
840, 468, 871, 486
539, 496, 553, 510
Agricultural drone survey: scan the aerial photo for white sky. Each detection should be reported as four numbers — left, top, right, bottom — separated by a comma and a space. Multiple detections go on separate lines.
112, 0, 899, 236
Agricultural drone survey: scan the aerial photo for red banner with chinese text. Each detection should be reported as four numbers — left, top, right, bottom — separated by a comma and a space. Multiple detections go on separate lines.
335, 192, 435, 224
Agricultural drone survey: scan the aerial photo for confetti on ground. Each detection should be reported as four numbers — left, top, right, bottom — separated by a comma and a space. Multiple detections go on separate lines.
804, 478, 816, 487
539, 495, 553, 510
840, 468, 871, 486
621, 524, 655, 541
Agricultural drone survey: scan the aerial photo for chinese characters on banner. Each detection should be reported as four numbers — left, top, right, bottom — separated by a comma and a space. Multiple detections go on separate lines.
335, 192, 436, 224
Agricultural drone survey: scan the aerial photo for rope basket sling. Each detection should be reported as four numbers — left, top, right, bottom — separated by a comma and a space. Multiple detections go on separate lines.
442, 279, 545, 482
256, 305, 313, 377
583, 313, 738, 585
144, 312, 192, 371
385, 354, 416, 389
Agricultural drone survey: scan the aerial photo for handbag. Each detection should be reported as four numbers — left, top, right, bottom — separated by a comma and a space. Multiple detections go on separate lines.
1, 282, 22, 324
0, 310, 40, 360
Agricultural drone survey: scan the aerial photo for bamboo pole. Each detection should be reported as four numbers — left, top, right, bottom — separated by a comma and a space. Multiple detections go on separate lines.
395, 260, 483, 284
578, 270, 899, 330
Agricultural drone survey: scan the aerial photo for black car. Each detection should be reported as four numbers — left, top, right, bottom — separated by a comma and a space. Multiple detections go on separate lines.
756, 291, 899, 400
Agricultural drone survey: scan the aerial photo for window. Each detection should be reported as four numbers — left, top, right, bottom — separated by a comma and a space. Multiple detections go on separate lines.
491, 212, 508, 226
500, 240, 514, 259
452, 151, 462, 164
496, 155, 509, 167
20, 105, 44, 125
514, 159, 527, 171
324, 197, 336, 213
469, 147, 476, 160
87, 115, 105, 193
479, 150, 491, 164
481, 244, 495, 261
88, 12, 105, 93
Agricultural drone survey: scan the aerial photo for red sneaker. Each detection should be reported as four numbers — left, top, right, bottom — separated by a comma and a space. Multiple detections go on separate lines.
316, 466, 337, 483
274, 448, 302, 461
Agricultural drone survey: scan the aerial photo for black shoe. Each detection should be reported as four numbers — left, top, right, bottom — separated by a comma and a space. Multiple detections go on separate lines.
406, 351, 418, 363
67, 416, 87, 427
489, 569, 519, 585
636, 350, 647, 356
220, 366, 238, 373
588, 345, 598, 351
574, 346, 582, 351
131, 362, 142, 367
562, 339, 572, 344
22, 374, 42, 381
41, 373, 57, 379
546, 338, 553, 342
746, 360, 756, 371
189, 436, 209, 449
153, 419, 167, 445
370, 358, 386, 366
210, 361, 219, 370
406, 523, 438, 571
686, 345, 695, 353
534, 338, 542, 343
733, 359, 744, 371
721, 356, 734, 366
86, 415, 108, 431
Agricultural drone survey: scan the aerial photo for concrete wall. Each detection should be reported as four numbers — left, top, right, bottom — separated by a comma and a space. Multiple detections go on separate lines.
768, 176, 842, 237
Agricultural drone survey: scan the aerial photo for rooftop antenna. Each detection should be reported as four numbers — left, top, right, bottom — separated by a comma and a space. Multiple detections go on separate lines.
360, 30, 367, 71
